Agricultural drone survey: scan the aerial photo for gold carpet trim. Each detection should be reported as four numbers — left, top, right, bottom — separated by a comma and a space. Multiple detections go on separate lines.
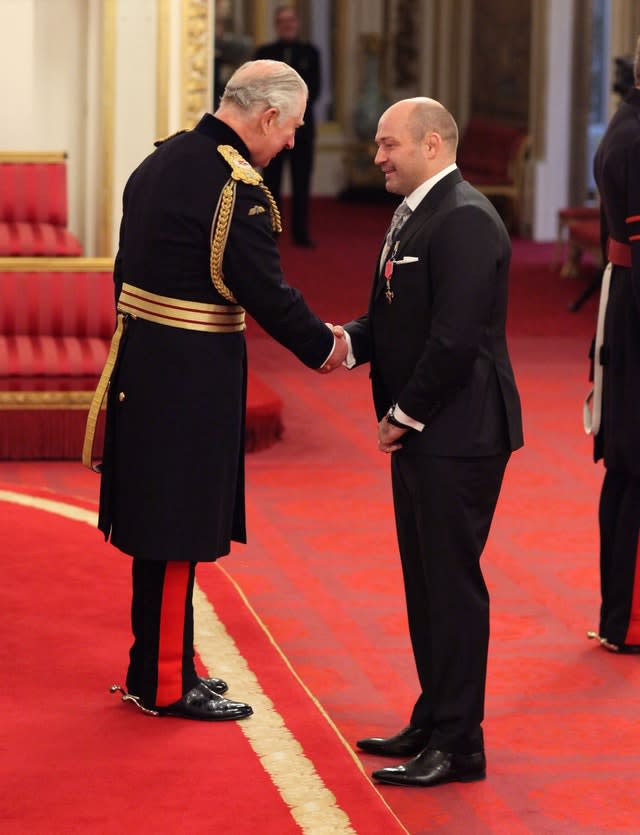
193, 581, 358, 835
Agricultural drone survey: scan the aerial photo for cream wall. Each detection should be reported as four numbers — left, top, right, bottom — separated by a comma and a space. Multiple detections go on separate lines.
0, 0, 87, 244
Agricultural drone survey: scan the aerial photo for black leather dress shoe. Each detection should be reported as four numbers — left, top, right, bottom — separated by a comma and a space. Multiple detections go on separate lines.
372, 748, 486, 787
199, 676, 228, 695
293, 238, 316, 248
157, 683, 253, 721
356, 725, 431, 757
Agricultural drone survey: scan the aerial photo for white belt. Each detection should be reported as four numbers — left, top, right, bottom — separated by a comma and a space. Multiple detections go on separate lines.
583, 262, 612, 435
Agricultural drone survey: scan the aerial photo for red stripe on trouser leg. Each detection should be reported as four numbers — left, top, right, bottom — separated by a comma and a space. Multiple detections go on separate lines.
155, 562, 191, 706
625, 533, 640, 644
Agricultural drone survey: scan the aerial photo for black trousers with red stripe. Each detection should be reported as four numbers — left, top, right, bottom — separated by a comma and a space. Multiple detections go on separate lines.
599, 469, 640, 646
126, 559, 199, 708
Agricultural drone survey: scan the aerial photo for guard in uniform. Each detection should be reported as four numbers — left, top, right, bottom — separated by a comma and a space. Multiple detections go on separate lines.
586, 40, 640, 654
84, 60, 346, 719
254, 5, 321, 247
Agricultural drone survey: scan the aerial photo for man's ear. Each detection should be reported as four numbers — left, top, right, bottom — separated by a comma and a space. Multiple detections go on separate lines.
260, 107, 280, 134
425, 131, 442, 158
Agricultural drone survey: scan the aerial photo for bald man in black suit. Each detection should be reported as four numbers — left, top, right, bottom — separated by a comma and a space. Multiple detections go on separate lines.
341, 97, 523, 787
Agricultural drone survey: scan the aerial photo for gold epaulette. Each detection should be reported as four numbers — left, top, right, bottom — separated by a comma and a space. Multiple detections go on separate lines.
153, 129, 187, 147
210, 145, 283, 303
218, 144, 263, 185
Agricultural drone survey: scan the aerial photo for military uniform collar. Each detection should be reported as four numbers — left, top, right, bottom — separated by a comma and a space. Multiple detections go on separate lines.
194, 113, 252, 162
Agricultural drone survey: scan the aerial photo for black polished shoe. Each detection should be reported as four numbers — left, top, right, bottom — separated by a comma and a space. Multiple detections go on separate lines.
199, 676, 228, 695
356, 725, 431, 757
372, 748, 486, 787
293, 237, 316, 248
156, 682, 253, 721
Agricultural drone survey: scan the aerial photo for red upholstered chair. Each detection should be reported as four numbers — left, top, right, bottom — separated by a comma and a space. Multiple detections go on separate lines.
0, 152, 83, 256
0, 257, 284, 458
457, 118, 531, 234
0, 257, 114, 458
553, 205, 601, 274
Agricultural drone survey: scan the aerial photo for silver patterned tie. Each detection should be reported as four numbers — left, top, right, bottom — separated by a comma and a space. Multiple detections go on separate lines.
380, 200, 412, 268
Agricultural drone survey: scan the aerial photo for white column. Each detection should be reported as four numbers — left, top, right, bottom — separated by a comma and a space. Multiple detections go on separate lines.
532, 0, 574, 241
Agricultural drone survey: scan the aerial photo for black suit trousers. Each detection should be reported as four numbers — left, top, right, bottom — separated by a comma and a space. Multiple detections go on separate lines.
262, 133, 315, 242
598, 468, 640, 644
391, 450, 509, 753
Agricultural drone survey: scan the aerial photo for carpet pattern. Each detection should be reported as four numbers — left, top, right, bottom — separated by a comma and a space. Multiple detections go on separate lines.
1, 198, 638, 834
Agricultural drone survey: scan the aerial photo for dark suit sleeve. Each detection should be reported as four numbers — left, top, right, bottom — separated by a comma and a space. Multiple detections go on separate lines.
221, 183, 333, 368
397, 205, 507, 422
344, 314, 370, 365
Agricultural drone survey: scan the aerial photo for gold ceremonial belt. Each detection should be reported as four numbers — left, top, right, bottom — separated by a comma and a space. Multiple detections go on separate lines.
82, 284, 245, 470
118, 283, 246, 332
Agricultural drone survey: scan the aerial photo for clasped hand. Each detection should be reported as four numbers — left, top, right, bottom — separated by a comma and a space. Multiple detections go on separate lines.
377, 416, 407, 454
318, 324, 348, 373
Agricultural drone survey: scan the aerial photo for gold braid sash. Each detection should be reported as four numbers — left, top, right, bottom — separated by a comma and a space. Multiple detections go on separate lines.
210, 145, 282, 302
81, 312, 125, 471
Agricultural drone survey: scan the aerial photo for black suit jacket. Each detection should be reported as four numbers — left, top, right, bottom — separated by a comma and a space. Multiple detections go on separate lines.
346, 169, 523, 457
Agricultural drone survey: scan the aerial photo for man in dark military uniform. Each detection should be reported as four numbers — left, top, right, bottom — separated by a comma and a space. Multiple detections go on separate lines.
254, 5, 321, 247
587, 38, 640, 654
84, 59, 347, 720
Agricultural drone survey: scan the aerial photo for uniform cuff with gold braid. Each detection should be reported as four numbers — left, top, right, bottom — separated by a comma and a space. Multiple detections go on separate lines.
386, 406, 411, 429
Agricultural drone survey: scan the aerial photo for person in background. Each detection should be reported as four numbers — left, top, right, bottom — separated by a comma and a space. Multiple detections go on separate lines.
586, 35, 640, 655
254, 5, 320, 247
83, 59, 347, 722
338, 97, 523, 787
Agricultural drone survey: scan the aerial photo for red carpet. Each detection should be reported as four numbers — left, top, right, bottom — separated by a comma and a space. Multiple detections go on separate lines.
1, 199, 639, 834
0, 491, 406, 834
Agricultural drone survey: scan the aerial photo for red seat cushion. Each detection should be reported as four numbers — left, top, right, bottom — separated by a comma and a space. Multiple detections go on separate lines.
0, 221, 82, 255
0, 270, 115, 338
568, 219, 600, 246
0, 335, 109, 377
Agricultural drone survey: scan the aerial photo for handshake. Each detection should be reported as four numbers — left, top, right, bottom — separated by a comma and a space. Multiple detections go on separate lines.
318, 324, 349, 374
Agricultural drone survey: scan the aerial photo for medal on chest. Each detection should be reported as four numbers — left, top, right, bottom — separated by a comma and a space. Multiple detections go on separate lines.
384, 241, 399, 304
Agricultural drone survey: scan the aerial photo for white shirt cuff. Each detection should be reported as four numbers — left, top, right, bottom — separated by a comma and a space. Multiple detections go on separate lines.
395, 404, 425, 432
343, 330, 357, 369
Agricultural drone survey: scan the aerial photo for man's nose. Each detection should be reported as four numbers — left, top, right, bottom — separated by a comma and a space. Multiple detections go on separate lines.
374, 147, 385, 165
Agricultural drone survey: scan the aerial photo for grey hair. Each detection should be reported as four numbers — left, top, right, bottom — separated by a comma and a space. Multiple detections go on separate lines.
407, 98, 459, 151
220, 59, 307, 122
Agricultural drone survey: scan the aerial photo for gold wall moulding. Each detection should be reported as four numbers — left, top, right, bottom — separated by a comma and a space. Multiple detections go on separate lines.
182, 0, 211, 129
0, 151, 68, 163
0, 257, 114, 272
0, 391, 102, 410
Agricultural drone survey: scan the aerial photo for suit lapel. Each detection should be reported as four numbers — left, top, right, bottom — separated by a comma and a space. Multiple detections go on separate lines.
373, 169, 464, 302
